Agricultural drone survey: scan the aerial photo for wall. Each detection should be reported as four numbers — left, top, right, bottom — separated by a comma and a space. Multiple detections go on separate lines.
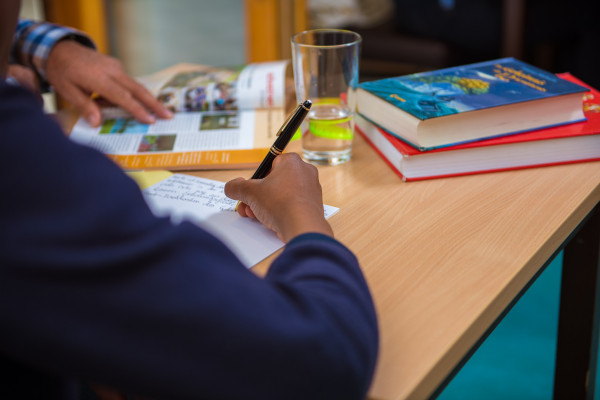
20, 0, 45, 19
106, 0, 246, 77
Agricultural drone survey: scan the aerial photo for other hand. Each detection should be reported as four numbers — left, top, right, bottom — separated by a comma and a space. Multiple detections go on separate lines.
7, 64, 42, 103
45, 40, 173, 127
224, 153, 334, 242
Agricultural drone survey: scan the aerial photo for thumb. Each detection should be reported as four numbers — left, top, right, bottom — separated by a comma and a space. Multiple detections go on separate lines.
224, 177, 252, 202
224, 177, 258, 218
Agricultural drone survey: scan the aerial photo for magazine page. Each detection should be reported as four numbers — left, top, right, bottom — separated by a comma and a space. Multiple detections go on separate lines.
69, 107, 283, 170
68, 61, 296, 170
137, 61, 291, 112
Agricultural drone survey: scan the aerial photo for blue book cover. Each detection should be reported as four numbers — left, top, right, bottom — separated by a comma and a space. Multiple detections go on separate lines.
358, 58, 588, 121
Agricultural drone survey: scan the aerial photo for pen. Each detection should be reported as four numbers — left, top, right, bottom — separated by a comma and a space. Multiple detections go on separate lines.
235, 99, 312, 211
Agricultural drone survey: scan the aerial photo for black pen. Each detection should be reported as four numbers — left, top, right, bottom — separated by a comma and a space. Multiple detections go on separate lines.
235, 99, 312, 211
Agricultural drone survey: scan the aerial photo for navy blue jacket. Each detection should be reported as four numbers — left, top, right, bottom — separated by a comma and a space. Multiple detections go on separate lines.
0, 83, 378, 400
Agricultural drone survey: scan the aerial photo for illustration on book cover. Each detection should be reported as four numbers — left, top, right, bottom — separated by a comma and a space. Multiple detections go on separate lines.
359, 58, 588, 120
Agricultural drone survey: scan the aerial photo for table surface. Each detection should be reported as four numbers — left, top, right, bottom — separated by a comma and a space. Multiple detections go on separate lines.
60, 110, 600, 399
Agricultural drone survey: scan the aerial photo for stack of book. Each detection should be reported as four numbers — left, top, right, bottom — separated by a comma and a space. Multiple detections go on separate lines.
355, 58, 600, 181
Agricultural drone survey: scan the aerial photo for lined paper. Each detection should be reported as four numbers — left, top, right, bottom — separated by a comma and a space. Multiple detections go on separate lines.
142, 174, 339, 268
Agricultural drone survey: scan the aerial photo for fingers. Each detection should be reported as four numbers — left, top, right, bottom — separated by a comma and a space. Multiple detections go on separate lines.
57, 80, 102, 127
271, 153, 286, 167
88, 73, 156, 125
225, 178, 258, 219
224, 177, 247, 202
240, 203, 257, 219
118, 74, 174, 119
272, 152, 311, 173
236, 203, 256, 219
69, 73, 166, 126
95, 72, 166, 124
7, 64, 41, 95
46, 41, 173, 125
88, 57, 173, 123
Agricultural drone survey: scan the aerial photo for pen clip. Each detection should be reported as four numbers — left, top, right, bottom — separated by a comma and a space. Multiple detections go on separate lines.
276, 103, 301, 136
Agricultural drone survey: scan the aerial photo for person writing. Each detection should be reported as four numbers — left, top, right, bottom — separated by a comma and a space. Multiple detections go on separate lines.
0, 2, 379, 400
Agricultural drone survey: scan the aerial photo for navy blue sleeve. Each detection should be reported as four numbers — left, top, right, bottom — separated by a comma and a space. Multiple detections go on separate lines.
0, 83, 378, 400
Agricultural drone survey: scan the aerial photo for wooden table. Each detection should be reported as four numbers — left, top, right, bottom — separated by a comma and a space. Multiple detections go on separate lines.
60, 111, 600, 399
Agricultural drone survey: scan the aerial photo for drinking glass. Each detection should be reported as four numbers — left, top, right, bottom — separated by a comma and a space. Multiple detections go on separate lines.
291, 29, 361, 165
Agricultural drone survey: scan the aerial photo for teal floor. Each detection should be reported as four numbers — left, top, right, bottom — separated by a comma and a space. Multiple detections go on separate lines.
437, 252, 564, 399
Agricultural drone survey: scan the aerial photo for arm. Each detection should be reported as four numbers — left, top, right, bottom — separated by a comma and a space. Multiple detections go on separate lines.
0, 84, 378, 400
11, 19, 172, 126
11, 19, 96, 82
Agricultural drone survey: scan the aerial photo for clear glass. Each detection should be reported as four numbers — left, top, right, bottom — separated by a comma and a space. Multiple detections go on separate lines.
291, 29, 361, 165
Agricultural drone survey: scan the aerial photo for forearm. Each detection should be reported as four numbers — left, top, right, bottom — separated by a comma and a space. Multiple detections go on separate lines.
262, 234, 379, 398
1, 227, 377, 400
11, 19, 95, 84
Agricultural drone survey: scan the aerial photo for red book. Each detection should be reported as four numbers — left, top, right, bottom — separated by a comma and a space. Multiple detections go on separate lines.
356, 73, 600, 181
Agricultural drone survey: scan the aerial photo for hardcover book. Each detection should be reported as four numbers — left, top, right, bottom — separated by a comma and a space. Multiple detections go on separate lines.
356, 58, 589, 150
356, 74, 600, 181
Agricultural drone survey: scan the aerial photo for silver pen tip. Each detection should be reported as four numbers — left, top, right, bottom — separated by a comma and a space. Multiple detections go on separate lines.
302, 100, 312, 109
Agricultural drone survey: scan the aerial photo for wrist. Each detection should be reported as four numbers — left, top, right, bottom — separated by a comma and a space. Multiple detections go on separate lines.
22, 22, 96, 81
281, 213, 333, 242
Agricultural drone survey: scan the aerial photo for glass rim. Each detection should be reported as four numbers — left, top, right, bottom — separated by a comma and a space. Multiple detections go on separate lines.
291, 29, 362, 48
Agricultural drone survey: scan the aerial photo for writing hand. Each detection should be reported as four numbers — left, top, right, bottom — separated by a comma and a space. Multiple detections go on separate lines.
224, 153, 334, 242
45, 40, 173, 127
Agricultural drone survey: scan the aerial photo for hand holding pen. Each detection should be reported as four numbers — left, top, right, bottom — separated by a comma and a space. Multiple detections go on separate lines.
224, 153, 333, 242
224, 100, 334, 242
235, 100, 312, 211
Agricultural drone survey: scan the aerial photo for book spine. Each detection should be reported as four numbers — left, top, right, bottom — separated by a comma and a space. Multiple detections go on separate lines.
355, 125, 407, 181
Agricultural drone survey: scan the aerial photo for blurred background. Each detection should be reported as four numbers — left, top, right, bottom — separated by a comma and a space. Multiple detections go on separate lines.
22, 0, 599, 88
19, 1, 599, 398
318, 0, 599, 89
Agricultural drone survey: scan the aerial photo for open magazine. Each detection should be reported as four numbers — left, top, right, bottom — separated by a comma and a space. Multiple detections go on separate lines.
69, 61, 294, 170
